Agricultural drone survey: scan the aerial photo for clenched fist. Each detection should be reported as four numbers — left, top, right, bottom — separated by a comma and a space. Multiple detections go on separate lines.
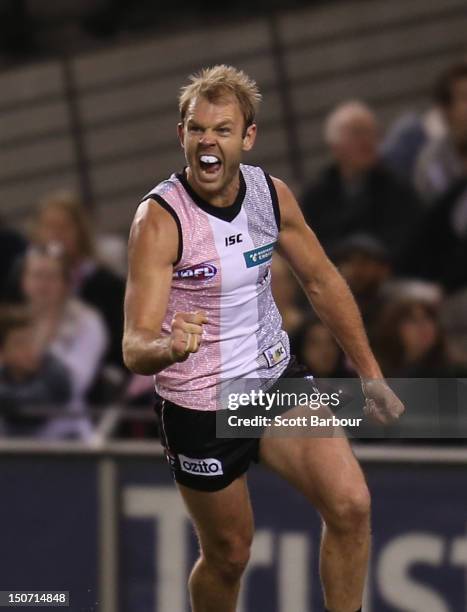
362, 379, 405, 425
168, 311, 208, 363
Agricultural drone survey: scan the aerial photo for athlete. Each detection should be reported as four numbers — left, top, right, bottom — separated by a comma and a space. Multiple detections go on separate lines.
123, 65, 404, 612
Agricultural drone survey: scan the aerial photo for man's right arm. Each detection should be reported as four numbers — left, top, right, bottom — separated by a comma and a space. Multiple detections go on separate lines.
123, 199, 178, 375
123, 199, 208, 375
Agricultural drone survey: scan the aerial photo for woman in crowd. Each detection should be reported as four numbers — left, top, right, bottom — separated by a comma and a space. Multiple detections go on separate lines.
19, 243, 108, 439
30, 190, 126, 372
371, 297, 467, 377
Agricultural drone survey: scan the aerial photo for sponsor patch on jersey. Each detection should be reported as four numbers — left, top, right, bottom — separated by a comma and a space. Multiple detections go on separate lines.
179, 454, 223, 476
263, 340, 287, 368
243, 242, 276, 268
173, 263, 217, 280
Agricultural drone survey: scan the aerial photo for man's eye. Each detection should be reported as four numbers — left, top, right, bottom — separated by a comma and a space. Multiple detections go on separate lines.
189, 126, 202, 133
217, 127, 231, 134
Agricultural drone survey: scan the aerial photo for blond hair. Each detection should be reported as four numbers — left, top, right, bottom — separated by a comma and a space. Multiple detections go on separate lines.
179, 65, 262, 128
31, 189, 95, 259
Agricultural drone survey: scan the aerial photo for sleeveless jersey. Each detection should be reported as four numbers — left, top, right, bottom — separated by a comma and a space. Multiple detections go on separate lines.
144, 163, 290, 410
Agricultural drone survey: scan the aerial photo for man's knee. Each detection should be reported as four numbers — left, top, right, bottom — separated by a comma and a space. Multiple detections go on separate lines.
325, 482, 371, 533
203, 532, 252, 582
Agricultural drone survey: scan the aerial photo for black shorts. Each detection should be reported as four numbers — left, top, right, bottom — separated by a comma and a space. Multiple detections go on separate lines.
154, 357, 310, 492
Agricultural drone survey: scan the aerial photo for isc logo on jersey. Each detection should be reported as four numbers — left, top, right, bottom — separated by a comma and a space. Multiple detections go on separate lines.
179, 454, 224, 476
264, 340, 287, 367
225, 233, 243, 246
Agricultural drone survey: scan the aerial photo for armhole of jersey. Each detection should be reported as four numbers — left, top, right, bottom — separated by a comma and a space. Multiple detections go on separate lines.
264, 171, 281, 232
146, 193, 183, 266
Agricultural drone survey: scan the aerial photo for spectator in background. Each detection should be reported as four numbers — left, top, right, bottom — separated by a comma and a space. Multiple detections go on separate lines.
331, 234, 392, 327
0, 305, 71, 437
378, 278, 443, 307
30, 190, 126, 372
301, 101, 421, 265
400, 178, 467, 292
0, 217, 27, 302
19, 244, 108, 439
382, 108, 446, 185
296, 318, 351, 378
414, 61, 467, 203
371, 296, 467, 378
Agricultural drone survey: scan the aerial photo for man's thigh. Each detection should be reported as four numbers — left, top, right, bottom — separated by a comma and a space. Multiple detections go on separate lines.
178, 475, 254, 553
258, 418, 369, 522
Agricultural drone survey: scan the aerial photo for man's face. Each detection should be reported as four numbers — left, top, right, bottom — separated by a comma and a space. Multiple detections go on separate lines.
446, 77, 467, 147
332, 112, 379, 173
178, 95, 256, 198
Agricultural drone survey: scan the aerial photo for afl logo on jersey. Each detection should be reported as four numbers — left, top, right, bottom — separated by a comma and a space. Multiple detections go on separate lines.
173, 263, 217, 280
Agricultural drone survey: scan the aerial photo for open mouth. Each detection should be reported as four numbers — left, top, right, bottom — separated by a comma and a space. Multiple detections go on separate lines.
199, 154, 222, 176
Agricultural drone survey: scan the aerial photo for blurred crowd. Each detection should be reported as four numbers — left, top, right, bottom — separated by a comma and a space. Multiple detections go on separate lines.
0, 190, 155, 440
1, 59, 467, 441
284, 59, 467, 383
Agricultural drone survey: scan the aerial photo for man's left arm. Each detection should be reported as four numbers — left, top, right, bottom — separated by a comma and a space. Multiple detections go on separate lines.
273, 177, 404, 424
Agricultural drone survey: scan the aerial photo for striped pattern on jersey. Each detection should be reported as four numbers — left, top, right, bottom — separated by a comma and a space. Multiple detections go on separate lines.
144, 163, 290, 411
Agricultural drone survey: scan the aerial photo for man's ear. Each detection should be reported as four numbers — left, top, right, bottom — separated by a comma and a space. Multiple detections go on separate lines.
177, 122, 185, 149
242, 123, 257, 152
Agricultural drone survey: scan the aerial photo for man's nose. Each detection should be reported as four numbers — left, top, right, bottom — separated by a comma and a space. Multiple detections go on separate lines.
199, 131, 216, 146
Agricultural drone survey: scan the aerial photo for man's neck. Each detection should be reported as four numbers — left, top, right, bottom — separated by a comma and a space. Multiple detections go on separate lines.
185, 167, 241, 208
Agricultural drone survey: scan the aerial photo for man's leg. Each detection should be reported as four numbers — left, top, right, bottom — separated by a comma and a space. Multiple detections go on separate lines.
178, 475, 254, 612
259, 429, 370, 612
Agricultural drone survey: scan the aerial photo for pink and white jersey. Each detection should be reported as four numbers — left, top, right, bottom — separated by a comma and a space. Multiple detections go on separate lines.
144, 163, 290, 410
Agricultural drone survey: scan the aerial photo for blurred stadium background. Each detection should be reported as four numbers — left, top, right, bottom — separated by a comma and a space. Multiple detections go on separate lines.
1, 0, 467, 610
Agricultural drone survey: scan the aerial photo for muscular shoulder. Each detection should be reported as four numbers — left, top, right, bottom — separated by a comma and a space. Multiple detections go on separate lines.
271, 176, 292, 200
132, 197, 176, 234
270, 176, 307, 231
129, 198, 179, 266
